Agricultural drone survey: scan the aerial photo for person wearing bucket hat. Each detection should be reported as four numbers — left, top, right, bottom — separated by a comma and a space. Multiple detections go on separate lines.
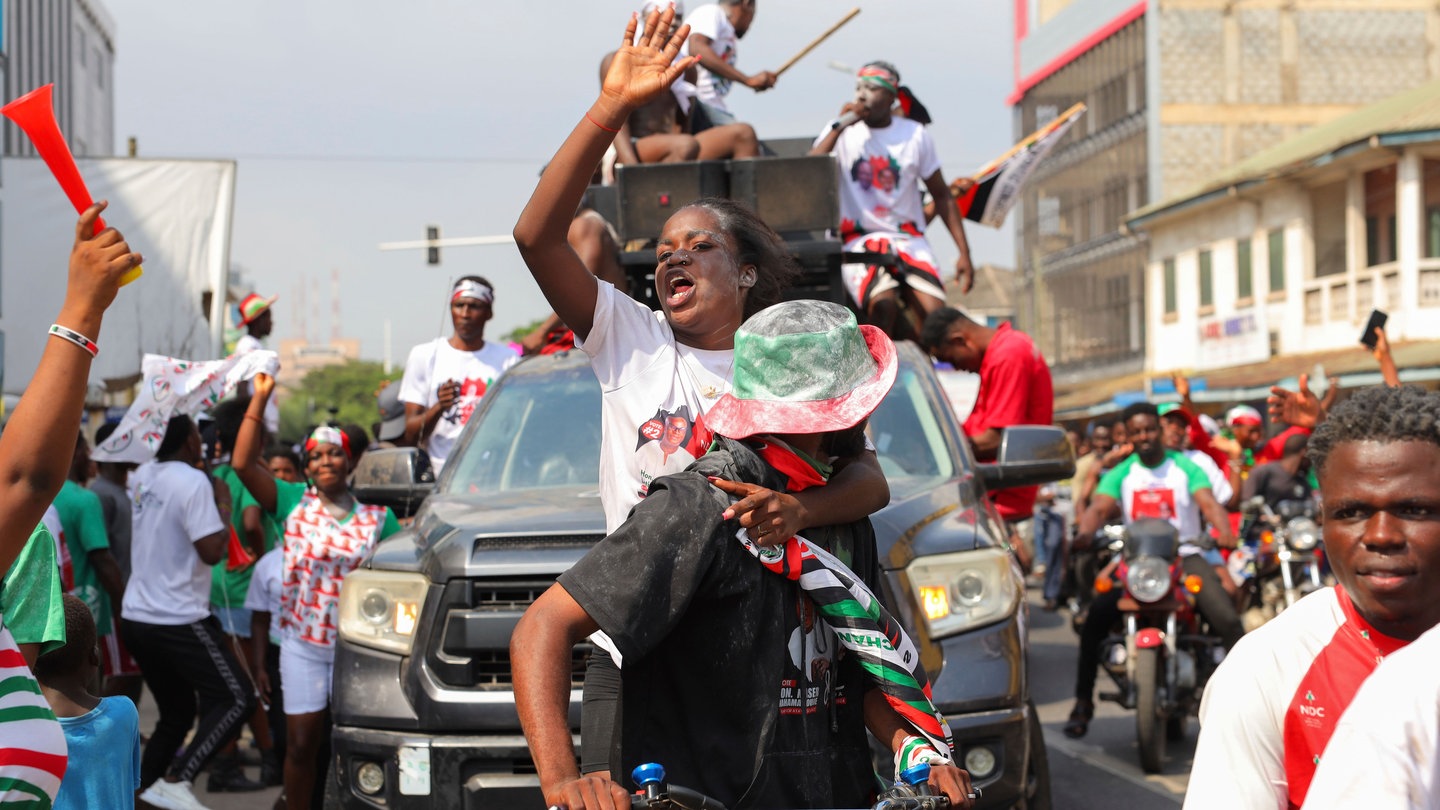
234, 291, 282, 433
233, 372, 401, 810
515, 7, 894, 784
236, 293, 276, 344
513, 301, 975, 810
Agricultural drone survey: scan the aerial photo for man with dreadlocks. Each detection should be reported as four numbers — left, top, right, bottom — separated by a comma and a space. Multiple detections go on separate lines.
811, 61, 975, 342
1185, 384, 1440, 810
512, 301, 973, 810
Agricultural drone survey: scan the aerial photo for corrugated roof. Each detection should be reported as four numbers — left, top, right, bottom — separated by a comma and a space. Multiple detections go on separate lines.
1129, 76, 1440, 225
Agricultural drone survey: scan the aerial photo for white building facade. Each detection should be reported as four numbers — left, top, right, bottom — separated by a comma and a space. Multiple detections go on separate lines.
1131, 79, 1440, 383
3, 0, 116, 157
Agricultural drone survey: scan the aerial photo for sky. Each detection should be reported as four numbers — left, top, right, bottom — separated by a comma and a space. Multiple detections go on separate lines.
107, 1, 1017, 363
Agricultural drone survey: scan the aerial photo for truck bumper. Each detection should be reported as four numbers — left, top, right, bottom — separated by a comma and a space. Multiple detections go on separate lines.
331, 725, 562, 809
944, 704, 1028, 808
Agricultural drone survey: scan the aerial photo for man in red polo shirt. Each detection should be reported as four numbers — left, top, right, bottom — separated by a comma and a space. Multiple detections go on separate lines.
921, 309, 1054, 563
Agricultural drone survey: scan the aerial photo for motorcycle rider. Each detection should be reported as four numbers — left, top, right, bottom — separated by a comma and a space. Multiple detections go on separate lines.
1062, 402, 1242, 739
1065, 414, 1129, 620
1185, 384, 1440, 809
1071, 420, 1114, 515
1160, 403, 1235, 509
1240, 432, 1313, 511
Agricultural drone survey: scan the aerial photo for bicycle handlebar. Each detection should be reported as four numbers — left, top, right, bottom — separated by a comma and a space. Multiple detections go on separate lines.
623, 762, 979, 810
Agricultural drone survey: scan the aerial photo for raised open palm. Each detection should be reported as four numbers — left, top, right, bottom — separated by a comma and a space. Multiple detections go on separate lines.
600, 7, 699, 112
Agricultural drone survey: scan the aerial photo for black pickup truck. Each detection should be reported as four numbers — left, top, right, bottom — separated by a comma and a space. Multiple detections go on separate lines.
331, 342, 1067, 810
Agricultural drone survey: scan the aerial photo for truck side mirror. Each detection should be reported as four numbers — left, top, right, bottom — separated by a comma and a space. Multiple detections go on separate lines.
352, 447, 435, 519
977, 426, 1076, 491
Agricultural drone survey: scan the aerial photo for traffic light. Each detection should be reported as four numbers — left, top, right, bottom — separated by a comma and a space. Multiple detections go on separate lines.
426, 225, 440, 266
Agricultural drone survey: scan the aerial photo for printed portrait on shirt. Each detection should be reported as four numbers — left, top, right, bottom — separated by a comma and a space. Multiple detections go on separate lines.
441, 376, 492, 428
633, 405, 697, 499
1131, 487, 1178, 522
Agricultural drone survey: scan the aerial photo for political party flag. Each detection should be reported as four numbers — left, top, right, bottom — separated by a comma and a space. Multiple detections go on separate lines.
954, 102, 1086, 228
93, 351, 279, 464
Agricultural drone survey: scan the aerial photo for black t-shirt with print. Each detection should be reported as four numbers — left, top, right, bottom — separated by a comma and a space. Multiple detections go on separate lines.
560, 437, 880, 809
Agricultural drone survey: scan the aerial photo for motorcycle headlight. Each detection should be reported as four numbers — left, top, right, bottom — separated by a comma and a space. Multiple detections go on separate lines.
1125, 556, 1172, 603
1286, 517, 1320, 551
339, 569, 429, 655
907, 547, 1020, 639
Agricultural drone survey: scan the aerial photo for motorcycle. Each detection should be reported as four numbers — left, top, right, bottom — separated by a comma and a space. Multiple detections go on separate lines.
1232, 496, 1326, 631
1093, 518, 1225, 774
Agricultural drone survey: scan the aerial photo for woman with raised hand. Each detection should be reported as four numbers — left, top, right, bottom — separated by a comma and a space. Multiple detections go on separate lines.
233, 372, 400, 810
0, 201, 139, 806
513, 3, 892, 786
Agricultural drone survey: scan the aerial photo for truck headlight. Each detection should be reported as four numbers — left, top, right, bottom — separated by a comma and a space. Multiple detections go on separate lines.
907, 548, 1019, 638
339, 570, 429, 655
1125, 556, 1171, 603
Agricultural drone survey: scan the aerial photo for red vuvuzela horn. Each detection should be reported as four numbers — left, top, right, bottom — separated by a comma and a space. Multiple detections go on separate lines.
2, 84, 142, 285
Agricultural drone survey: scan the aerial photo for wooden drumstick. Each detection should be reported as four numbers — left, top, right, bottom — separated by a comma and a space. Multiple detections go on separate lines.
775, 7, 861, 77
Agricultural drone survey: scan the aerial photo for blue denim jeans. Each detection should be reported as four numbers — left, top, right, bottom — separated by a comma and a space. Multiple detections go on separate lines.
1035, 507, 1066, 602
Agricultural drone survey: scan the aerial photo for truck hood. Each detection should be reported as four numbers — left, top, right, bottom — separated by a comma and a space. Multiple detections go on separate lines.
368, 485, 606, 581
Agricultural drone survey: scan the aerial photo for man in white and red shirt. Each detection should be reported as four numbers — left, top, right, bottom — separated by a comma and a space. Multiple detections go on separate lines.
1062, 402, 1241, 739
1185, 384, 1440, 809
399, 276, 520, 474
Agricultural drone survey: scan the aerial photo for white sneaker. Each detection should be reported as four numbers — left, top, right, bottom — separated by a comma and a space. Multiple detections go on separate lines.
139, 779, 211, 810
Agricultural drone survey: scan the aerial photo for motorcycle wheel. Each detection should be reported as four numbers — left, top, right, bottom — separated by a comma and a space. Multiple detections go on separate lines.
1134, 646, 1166, 774
1020, 698, 1053, 810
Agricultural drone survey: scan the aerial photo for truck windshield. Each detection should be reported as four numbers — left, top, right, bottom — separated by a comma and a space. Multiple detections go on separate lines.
440, 363, 604, 493
439, 356, 956, 500
867, 366, 957, 499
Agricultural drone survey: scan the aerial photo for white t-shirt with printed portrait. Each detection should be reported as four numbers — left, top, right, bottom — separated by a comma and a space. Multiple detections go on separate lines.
398, 338, 521, 474
824, 116, 941, 239
682, 3, 739, 111
122, 460, 226, 625
577, 281, 730, 533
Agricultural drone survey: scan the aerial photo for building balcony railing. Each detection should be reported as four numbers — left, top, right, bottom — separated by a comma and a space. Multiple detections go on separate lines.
1302, 260, 1440, 326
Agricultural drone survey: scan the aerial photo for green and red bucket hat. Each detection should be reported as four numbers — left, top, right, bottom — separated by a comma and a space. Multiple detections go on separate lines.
703, 301, 898, 440
237, 292, 277, 326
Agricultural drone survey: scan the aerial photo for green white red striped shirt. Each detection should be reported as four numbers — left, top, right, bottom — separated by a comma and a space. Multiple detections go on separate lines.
0, 620, 67, 806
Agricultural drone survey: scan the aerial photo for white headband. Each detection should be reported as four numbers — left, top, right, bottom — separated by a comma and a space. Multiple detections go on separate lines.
451, 280, 494, 304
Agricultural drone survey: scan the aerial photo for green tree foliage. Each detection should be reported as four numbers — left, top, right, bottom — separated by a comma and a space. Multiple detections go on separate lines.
277, 360, 401, 444
504, 316, 550, 344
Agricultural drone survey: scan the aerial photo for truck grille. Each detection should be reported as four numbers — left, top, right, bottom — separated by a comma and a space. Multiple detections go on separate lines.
468, 649, 590, 688
473, 533, 600, 552
428, 575, 595, 690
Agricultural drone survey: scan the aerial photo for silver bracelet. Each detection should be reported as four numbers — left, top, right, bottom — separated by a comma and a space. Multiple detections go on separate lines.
48, 323, 99, 357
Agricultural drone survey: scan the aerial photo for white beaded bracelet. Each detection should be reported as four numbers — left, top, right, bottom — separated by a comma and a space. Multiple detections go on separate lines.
48, 324, 98, 357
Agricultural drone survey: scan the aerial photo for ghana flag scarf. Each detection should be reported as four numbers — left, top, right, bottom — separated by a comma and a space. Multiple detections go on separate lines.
732, 439, 955, 759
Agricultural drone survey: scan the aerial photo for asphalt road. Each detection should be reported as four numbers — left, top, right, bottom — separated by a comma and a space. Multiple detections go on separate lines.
1027, 582, 1191, 809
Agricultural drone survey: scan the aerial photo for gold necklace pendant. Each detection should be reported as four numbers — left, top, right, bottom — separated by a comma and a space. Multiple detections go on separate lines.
702, 384, 720, 399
